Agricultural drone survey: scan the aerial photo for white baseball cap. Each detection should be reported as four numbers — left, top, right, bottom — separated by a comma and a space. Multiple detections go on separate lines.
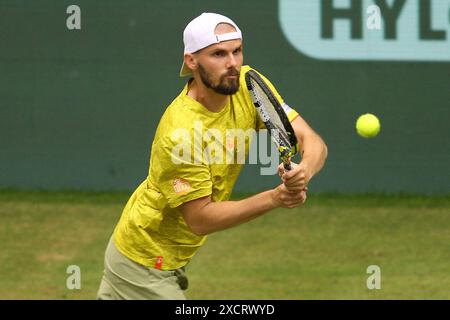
179, 12, 243, 77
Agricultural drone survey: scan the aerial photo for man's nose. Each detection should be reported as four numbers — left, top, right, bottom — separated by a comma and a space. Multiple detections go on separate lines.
226, 53, 237, 69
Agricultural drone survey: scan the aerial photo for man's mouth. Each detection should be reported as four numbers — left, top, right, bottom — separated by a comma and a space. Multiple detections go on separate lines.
224, 69, 240, 78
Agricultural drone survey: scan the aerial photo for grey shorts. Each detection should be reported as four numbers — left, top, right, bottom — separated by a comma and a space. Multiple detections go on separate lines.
96, 237, 188, 300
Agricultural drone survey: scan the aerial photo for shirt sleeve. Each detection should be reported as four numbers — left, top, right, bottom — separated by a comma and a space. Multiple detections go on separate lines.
151, 134, 212, 209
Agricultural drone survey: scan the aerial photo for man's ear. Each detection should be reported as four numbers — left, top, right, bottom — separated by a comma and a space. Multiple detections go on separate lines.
184, 53, 197, 72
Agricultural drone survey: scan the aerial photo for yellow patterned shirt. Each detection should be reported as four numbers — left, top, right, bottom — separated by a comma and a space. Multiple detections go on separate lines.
113, 65, 299, 270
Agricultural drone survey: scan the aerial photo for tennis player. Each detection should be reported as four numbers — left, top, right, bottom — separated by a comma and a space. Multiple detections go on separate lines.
97, 12, 327, 300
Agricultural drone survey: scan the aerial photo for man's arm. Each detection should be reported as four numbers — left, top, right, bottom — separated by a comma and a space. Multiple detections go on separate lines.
179, 184, 306, 236
281, 115, 328, 192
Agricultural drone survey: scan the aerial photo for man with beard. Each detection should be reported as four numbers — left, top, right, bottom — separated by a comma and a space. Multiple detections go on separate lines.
97, 12, 328, 300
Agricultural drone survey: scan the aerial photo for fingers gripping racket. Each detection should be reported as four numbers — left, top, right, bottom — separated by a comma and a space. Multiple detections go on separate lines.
245, 70, 298, 171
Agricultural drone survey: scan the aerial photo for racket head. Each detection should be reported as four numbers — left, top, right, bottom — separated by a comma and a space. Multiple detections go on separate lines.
245, 70, 298, 166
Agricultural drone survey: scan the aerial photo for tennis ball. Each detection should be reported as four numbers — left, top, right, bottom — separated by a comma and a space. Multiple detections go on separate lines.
356, 113, 381, 138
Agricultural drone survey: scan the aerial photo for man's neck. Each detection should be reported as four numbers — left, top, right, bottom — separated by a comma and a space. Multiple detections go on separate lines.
187, 79, 229, 113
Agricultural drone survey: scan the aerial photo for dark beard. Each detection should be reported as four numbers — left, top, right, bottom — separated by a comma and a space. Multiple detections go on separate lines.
198, 64, 240, 95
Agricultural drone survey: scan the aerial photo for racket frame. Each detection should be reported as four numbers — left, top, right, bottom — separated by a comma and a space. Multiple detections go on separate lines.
245, 70, 298, 170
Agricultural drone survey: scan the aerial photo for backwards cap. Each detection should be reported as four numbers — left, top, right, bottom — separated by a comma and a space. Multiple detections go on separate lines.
180, 12, 242, 77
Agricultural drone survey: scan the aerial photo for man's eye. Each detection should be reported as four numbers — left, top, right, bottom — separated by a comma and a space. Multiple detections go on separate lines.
213, 52, 225, 57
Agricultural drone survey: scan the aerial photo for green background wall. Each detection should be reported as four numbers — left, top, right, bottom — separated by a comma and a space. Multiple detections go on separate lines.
1, 0, 449, 194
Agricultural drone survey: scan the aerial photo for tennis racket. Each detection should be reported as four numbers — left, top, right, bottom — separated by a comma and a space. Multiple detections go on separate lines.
245, 70, 298, 171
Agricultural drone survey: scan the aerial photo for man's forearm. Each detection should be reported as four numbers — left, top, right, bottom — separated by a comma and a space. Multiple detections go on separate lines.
185, 189, 278, 236
290, 116, 328, 180
299, 133, 328, 178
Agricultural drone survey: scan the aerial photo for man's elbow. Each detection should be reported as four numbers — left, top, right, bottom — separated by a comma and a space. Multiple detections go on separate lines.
322, 139, 328, 162
180, 197, 212, 236
188, 224, 209, 236
183, 216, 210, 236
306, 132, 328, 162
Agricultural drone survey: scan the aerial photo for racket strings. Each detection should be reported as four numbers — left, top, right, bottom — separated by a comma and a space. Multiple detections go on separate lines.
250, 79, 292, 150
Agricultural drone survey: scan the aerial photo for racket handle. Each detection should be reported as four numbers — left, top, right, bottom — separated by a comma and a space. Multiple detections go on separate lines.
283, 161, 292, 171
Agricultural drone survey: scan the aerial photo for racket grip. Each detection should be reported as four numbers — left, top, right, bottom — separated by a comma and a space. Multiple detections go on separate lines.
283, 161, 292, 171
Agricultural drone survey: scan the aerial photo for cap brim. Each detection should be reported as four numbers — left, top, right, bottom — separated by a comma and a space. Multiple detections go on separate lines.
179, 61, 192, 77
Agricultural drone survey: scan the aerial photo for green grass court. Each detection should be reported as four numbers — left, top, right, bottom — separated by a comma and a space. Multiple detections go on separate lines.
1, 190, 449, 299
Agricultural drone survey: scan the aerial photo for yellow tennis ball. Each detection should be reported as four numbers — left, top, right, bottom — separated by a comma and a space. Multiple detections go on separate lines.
356, 113, 381, 138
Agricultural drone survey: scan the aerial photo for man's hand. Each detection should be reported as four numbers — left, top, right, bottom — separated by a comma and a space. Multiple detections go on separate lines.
271, 183, 307, 209
278, 162, 311, 192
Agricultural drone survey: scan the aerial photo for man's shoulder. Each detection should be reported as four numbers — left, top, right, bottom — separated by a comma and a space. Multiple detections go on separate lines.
155, 96, 199, 145
165, 83, 189, 110
159, 85, 195, 125
241, 65, 253, 73
237, 65, 265, 93
238, 65, 253, 85
239, 65, 263, 77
